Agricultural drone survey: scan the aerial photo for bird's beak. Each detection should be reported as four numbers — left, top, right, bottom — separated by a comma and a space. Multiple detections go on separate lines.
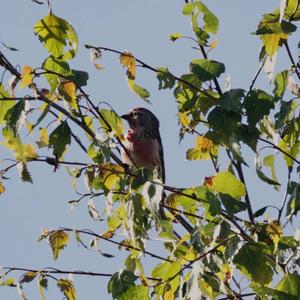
121, 113, 130, 121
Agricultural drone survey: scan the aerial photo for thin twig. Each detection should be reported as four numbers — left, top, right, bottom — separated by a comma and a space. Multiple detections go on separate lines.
3, 266, 161, 282
249, 62, 263, 92
85, 45, 217, 100
284, 41, 300, 80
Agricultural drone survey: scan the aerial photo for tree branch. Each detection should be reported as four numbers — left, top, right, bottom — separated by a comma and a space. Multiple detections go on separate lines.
85, 45, 217, 100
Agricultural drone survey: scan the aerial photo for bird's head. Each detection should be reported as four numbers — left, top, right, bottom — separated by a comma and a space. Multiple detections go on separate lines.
121, 107, 160, 134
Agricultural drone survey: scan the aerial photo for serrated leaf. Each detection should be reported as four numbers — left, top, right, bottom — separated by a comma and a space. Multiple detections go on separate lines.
118, 285, 150, 300
20, 66, 34, 89
120, 51, 136, 79
151, 261, 180, 296
266, 220, 282, 252
48, 230, 69, 260
4, 100, 25, 134
211, 171, 246, 200
157, 67, 176, 89
48, 121, 71, 159
99, 109, 124, 138
108, 270, 137, 299
57, 279, 77, 300
233, 243, 273, 285
190, 59, 225, 82
244, 89, 275, 129
42, 56, 72, 92
128, 79, 150, 102
34, 13, 78, 60
274, 274, 300, 299
101, 162, 124, 190
186, 135, 218, 160
17, 162, 33, 183
218, 89, 244, 113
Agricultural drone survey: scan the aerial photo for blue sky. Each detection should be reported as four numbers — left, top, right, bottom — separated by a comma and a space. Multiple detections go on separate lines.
0, 0, 298, 299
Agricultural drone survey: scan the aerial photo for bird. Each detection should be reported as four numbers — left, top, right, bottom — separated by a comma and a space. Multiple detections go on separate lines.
121, 107, 193, 233
120, 107, 165, 183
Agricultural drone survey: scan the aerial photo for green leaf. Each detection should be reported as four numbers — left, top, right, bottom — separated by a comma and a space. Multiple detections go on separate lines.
71, 69, 89, 87
48, 121, 71, 159
4, 100, 25, 134
169, 32, 183, 42
18, 162, 33, 183
151, 261, 180, 296
182, 2, 219, 34
253, 206, 268, 218
48, 230, 69, 260
156, 67, 176, 89
211, 171, 246, 200
128, 79, 150, 102
233, 243, 273, 285
263, 154, 280, 190
207, 107, 241, 143
107, 270, 136, 299
0, 84, 15, 124
43, 56, 72, 92
255, 154, 281, 187
118, 285, 150, 300
284, 0, 300, 21
190, 59, 225, 81
273, 70, 288, 98
202, 192, 221, 219
218, 89, 244, 113
286, 182, 300, 219
274, 274, 300, 300
196, 1, 219, 34
244, 89, 275, 129
0, 278, 16, 287
255, 13, 296, 56
34, 12, 78, 60
99, 109, 124, 138
219, 194, 247, 214
57, 279, 77, 300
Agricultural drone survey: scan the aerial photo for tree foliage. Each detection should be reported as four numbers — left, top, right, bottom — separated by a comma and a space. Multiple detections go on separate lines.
0, 1, 300, 299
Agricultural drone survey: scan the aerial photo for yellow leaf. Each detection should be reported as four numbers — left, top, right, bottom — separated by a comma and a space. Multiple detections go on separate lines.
37, 127, 49, 148
178, 112, 190, 127
195, 136, 214, 151
140, 274, 149, 286
48, 230, 69, 260
0, 182, 5, 194
20, 65, 34, 88
101, 162, 124, 189
164, 290, 174, 300
260, 32, 287, 57
23, 144, 38, 159
57, 279, 77, 300
62, 81, 76, 101
210, 40, 218, 49
267, 220, 282, 252
120, 51, 136, 79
